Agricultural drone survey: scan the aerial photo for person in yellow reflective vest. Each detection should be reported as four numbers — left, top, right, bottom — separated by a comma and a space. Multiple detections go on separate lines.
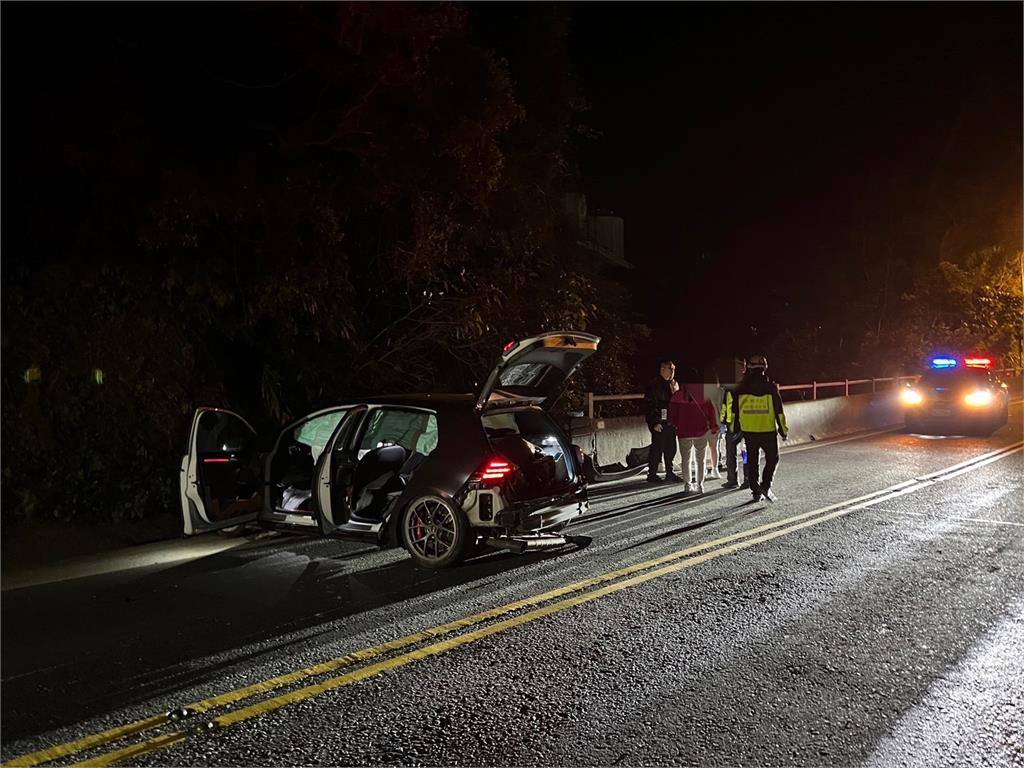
730, 354, 788, 502
719, 377, 750, 490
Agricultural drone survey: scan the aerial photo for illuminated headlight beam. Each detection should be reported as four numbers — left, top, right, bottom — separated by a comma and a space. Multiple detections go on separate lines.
964, 390, 994, 407
901, 388, 924, 405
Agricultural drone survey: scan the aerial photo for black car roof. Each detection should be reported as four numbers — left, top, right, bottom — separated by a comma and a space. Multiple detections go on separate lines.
314, 392, 547, 414
330, 393, 475, 409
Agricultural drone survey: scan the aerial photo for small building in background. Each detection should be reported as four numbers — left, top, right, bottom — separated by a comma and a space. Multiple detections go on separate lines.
562, 192, 632, 269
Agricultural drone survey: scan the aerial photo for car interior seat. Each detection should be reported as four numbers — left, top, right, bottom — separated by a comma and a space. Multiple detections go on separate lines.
278, 443, 314, 490
351, 444, 409, 519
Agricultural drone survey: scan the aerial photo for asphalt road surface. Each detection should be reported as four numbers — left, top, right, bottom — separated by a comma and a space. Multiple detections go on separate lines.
2, 408, 1022, 767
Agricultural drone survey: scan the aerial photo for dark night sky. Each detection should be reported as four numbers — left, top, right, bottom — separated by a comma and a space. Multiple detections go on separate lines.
3, 3, 1021, 382
564, 3, 1022, 370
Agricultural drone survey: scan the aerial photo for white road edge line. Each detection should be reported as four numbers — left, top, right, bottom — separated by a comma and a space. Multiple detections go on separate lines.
864, 508, 1024, 528
781, 427, 900, 455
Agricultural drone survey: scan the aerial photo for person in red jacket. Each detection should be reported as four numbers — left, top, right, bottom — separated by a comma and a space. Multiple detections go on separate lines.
669, 380, 720, 494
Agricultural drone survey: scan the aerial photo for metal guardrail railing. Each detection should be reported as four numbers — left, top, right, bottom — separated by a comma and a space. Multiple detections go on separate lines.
582, 369, 1019, 420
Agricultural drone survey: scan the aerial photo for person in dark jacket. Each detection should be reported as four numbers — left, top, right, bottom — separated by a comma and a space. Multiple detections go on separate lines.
731, 355, 788, 502
719, 358, 750, 490
644, 359, 681, 483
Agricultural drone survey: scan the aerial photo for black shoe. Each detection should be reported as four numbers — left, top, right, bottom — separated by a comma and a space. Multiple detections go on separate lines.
665, 473, 684, 483
646, 475, 664, 484
722, 481, 739, 489
739, 482, 750, 490
751, 493, 762, 502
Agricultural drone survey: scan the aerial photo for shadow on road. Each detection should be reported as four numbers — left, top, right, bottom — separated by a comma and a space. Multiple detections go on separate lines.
615, 515, 723, 552
0, 533, 587, 741
577, 486, 734, 528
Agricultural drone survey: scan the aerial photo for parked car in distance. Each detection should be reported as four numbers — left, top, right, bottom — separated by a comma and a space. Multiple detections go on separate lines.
179, 331, 599, 567
901, 355, 1010, 436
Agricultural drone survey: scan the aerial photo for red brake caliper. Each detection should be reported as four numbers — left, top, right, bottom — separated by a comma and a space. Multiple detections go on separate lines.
413, 508, 426, 546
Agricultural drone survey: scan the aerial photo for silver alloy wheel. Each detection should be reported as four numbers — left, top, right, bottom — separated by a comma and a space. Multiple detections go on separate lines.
404, 496, 461, 565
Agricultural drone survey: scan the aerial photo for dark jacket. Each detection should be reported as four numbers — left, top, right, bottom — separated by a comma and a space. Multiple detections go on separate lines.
644, 375, 675, 429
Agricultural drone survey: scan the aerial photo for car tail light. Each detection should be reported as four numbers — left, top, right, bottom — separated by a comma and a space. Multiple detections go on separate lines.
471, 457, 517, 486
502, 340, 519, 356
574, 445, 586, 467
203, 457, 233, 464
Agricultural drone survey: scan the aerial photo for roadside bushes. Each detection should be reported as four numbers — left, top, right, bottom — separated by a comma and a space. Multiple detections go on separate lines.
1, 4, 646, 526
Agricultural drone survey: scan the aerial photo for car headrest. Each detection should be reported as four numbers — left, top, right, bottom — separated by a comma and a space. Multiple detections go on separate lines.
354, 445, 409, 479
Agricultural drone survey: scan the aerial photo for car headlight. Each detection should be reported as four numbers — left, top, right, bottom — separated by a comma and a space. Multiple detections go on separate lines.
901, 388, 923, 406
964, 390, 993, 407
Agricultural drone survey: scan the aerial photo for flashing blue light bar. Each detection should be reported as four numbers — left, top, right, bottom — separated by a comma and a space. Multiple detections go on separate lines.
930, 357, 958, 369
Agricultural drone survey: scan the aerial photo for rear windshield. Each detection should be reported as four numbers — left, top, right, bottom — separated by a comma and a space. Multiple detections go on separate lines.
499, 363, 549, 388
919, 369, 991, 388
495, 350, 588, 397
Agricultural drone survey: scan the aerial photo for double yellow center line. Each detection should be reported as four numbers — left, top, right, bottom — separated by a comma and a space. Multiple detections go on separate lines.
6, 441, 1020, 767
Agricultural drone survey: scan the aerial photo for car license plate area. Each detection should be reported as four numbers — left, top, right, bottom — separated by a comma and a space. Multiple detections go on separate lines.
931, 407, 952, 418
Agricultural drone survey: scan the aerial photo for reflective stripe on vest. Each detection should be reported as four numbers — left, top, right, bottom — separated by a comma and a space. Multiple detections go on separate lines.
721, 391, 733, 424
738, 393, 776, 432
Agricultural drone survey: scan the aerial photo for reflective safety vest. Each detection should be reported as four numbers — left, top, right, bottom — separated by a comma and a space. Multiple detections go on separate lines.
720, 391, 735, 432
737, 393, 785, 433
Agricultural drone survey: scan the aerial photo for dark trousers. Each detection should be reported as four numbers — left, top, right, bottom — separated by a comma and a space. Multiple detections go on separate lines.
724, 430, 749, 485
743, 431, 779, 494
647, 424, 678, 477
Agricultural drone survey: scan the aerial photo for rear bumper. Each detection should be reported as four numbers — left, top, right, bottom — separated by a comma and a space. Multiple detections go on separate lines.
499, 484, 589, 532
461, 480, 588, 531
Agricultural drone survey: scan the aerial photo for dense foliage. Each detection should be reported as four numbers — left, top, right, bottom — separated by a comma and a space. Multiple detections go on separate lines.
2, 4, 645, 523
769, 245, 1022, 383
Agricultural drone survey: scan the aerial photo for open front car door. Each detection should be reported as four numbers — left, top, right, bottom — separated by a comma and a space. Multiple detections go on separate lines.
179, 408, 264, 535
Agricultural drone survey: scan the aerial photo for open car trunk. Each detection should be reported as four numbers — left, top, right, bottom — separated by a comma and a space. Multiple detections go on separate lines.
475, 331, 599, 411
481, 407, 580, 503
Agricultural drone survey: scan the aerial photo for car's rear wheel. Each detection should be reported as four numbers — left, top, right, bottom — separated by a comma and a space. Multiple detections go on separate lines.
401, 495, 470, 568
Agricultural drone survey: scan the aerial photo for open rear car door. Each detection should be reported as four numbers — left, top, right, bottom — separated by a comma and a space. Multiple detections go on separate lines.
475, 330, 601, 411
312, 405, 369, 535
180, 408, 264, 535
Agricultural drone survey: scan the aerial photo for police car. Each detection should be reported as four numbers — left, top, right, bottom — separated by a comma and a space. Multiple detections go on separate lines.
901, 355, 1010, 435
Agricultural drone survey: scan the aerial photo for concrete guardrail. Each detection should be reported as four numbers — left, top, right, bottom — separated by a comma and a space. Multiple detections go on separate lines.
573, 369, 1021, 474
571, 390, 907, 473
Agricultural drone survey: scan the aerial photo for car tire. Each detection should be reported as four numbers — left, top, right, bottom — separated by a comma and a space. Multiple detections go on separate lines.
400, 495, 471, 568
